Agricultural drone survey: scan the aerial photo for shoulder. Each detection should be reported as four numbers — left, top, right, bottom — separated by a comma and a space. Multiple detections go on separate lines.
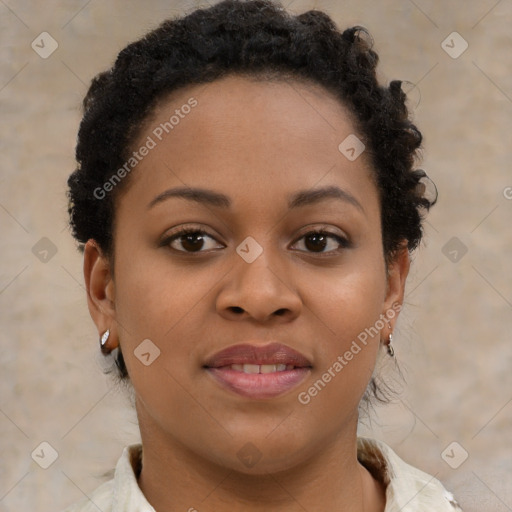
60, 479, 114, 512
357, 437, 464, 511
59, 444, 154, 512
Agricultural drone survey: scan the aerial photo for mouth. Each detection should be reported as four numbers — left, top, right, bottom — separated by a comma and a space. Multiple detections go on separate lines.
203, 342, 312, 400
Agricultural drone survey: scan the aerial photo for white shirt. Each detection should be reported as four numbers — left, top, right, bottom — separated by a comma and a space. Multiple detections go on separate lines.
61, 437, 463, 511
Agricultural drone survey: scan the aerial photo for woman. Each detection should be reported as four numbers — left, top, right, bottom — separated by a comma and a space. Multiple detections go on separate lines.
63, 0, 462, 510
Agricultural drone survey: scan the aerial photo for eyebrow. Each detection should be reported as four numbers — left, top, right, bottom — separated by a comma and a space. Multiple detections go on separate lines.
147, 185, 364, 213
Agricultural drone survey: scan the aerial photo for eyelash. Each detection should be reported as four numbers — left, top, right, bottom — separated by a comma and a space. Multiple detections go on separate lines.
161, 226, 351, 255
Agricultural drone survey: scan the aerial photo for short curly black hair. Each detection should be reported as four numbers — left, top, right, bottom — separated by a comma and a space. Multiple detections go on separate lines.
67, 0, 436, 386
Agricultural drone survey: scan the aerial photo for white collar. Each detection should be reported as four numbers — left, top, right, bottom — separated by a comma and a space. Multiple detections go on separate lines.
68, 438, 463, 511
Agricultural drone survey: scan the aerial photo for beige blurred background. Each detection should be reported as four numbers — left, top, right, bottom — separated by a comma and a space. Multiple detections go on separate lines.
1, 0, 511, 510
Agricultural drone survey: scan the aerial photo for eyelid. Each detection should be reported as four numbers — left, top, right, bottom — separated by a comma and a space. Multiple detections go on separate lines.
292, 224, 350, 241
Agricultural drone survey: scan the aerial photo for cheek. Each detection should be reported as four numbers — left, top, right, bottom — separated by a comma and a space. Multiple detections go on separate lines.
112, 253, 221, 431
300, 268, 386, 401
113, 247, 217, 338
305, 256, 387, 342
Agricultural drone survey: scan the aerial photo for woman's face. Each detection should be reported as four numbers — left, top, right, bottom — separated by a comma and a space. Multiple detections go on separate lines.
86, 74, 409, 474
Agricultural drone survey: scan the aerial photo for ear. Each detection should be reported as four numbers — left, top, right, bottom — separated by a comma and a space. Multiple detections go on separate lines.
83, 239, 118, 350
382, 243, 410, 333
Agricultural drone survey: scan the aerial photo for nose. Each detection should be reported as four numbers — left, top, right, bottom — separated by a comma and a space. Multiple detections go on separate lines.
216, 247, 302, 324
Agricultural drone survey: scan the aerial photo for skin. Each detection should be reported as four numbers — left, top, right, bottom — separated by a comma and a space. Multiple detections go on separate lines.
84, 74, 410, 512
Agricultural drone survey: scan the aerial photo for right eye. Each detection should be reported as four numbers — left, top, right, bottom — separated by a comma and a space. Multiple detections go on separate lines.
162, 227, 225, 253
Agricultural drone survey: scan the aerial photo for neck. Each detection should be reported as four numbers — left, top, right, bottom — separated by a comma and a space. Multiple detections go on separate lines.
135, 407, 385, 511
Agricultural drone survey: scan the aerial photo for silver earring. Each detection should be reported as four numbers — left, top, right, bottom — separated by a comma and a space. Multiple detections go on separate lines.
386, 333, 395, 357
100, 329, 110, 354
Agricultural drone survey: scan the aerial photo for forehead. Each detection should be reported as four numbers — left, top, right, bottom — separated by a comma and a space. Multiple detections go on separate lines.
146, 73, 359, 153
120, 74, 377, 215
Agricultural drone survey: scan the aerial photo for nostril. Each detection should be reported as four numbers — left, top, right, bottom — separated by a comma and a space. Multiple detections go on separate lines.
230, 306, 244, 314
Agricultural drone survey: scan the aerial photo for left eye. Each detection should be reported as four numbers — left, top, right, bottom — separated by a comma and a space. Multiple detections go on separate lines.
291, 231, 350, 254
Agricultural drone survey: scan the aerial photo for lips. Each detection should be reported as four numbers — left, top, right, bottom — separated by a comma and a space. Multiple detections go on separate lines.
204, 342, 312, 368
204, 342, 312, 399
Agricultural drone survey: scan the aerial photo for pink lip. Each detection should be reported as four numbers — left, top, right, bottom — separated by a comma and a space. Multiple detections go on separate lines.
204, 342, 312, 400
